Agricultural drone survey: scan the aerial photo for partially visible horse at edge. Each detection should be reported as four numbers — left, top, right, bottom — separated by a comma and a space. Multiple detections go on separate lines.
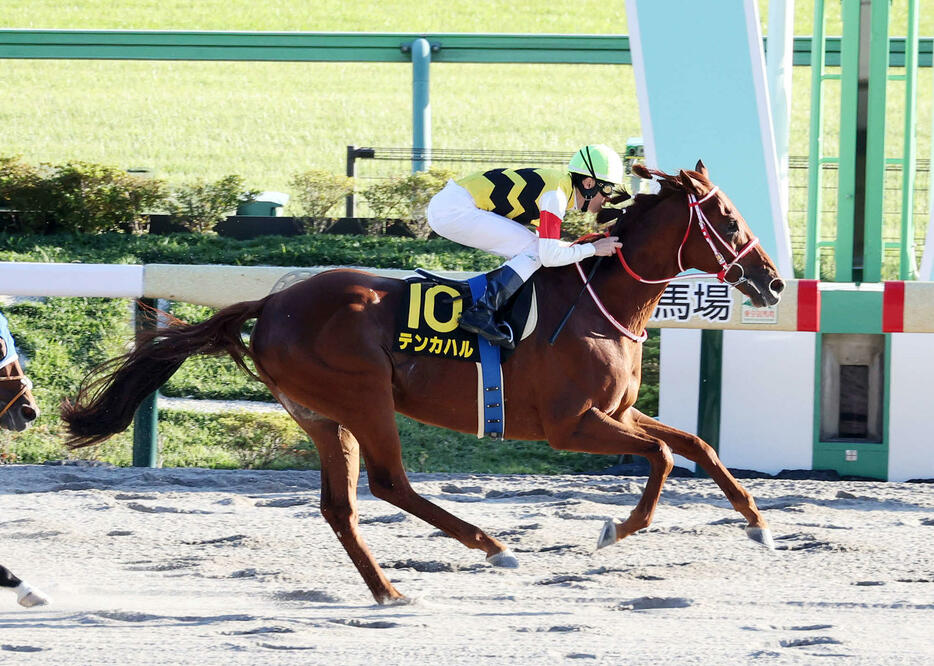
62, 162, 785, 604
0, 310, 49, 607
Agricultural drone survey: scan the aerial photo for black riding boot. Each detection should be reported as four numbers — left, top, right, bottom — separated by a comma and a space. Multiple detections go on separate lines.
459, 266, 525, 349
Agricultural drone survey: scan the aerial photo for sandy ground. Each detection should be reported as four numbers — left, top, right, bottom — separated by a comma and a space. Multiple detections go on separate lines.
1, 464, 933, 665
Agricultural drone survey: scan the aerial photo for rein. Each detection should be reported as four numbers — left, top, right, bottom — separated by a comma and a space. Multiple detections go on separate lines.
573, 186, 761, 343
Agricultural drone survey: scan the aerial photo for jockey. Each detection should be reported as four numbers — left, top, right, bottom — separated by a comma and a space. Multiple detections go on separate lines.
426, 144, 625, 348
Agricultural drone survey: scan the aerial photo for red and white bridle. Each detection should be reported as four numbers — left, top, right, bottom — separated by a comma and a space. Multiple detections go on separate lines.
573, 187, 760, 342
614, 187, 760, 286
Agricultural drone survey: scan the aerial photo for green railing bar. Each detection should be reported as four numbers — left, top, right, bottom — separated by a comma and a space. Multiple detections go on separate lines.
0, 30, 632, 64
0, 30, 930, 66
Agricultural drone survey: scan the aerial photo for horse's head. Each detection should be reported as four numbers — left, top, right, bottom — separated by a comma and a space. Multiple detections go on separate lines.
0, 319, 39, 432
605, 161, 784, 307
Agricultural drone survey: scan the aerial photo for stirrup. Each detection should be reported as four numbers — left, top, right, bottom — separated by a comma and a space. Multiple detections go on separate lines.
461, 319, 515, 349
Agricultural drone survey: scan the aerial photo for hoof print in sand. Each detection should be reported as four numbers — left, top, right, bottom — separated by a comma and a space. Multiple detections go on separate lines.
330, 618, 400, 629
1, 645, 45, 653
272, 589, 341, 603
359, 512, 407, 524
779, 636, 843, 648
255, 497, 311, 508
125, 502, 210, 514
223, 626, 295, 636
615, 596, 693, 611
385, 559, 453, 573
536, 574, 593, 586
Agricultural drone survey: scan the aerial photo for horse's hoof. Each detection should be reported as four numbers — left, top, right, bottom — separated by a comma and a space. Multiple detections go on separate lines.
486, 549, 519, 568
380, 595, 415, 607
745, 526, 776, 550
596, 519, 620, 550
15, 583, 50, 608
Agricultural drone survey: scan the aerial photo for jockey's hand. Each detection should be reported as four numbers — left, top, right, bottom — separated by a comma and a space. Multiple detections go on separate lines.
591, 236, 622, 257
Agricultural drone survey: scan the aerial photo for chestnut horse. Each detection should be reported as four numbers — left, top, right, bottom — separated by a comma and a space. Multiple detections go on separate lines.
1, 310, 49, 607
62, 162, 785, 604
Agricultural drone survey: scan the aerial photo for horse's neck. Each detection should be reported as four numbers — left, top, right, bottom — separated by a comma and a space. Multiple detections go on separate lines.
598, 270, 669, 337
594, 197, 686, 333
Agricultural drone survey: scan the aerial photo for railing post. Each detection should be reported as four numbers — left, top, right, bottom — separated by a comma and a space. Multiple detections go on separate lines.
346, 144, 357, 218
132, 298, 159, 468
410, 37, 431, 172
861, 0, 890, 283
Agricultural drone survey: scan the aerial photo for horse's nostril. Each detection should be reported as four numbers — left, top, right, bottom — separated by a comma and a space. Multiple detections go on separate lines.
21, 405, 38, 422
771, 278, 786, 294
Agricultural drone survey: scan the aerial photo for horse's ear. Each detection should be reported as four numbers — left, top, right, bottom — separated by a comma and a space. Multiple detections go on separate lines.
679, 169, 704, 196
631, 163, 651, 179
605, 189, 631, 206
694, 160, 709, 178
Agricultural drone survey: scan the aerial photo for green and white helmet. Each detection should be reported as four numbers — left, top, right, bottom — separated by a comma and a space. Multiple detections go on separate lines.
568, 144, 624, 185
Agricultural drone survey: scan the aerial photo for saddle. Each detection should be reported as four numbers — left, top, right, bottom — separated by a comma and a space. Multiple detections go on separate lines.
392, 269, 537, 362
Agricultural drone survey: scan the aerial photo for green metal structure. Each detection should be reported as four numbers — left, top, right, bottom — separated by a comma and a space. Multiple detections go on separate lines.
807, 0, 924, 480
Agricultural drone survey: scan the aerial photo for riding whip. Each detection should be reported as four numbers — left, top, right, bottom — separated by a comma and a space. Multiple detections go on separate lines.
548, 256, 605, 345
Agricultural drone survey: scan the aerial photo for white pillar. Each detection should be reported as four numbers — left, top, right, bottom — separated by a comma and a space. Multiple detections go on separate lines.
766, 0, 794, 215
921, 61, 934, 279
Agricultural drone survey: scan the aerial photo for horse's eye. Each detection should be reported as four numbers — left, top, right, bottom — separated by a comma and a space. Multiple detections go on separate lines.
726, 218, 739, 234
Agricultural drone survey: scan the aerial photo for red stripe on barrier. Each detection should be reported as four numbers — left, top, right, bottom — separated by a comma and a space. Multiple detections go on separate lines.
883, 281, 905, 333
796, 279, 820, 332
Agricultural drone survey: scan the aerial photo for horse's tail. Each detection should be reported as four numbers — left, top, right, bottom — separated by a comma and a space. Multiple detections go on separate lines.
60, 297, 270, 449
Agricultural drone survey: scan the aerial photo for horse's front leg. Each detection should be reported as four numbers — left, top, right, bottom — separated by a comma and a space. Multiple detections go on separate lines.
547, 407, 674, 549
629, 408, 774, 549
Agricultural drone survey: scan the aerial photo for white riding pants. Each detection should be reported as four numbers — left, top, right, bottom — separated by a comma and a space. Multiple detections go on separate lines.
427, 180, 543, 281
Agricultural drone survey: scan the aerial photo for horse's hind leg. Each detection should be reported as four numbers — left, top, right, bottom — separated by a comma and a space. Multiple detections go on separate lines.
1, 565, 50, 607
630, 408, 773, 549
345, 407, 517, 568
285, 409, 404, 604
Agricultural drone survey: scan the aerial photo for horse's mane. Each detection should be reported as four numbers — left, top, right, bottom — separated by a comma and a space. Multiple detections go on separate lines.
596, 163, 712, 235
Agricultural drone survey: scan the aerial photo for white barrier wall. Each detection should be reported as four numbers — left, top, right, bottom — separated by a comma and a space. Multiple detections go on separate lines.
0, 262, 143, 298
718, 331, 815, 474
658, 328, 701, 472
888, 333, 934, 481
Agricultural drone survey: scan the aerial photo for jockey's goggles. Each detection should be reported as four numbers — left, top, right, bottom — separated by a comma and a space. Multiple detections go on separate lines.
596, 181, 615, 196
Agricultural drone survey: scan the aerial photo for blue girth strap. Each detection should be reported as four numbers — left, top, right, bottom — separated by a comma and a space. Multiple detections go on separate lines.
466, 275, 505, 439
